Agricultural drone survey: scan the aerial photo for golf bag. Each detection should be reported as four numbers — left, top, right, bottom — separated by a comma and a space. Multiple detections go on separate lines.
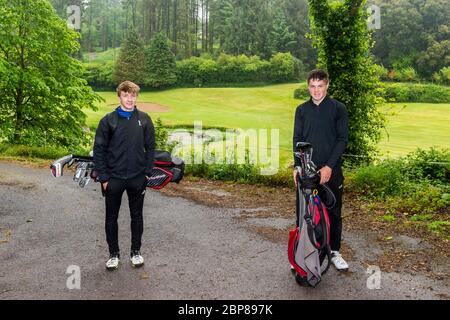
145, 151, 184, 189
288, 142, 332, 288
50, 150, 184, 190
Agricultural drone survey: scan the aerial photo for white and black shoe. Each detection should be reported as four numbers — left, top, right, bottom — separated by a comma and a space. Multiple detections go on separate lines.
130, 250, 144, 268
331, 251, 349, 271
106, 253, 120, 271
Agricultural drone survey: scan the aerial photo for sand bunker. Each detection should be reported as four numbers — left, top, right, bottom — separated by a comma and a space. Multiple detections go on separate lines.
137, 102, 170, 113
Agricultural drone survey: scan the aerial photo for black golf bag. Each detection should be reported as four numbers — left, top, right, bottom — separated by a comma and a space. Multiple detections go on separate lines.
50, 150, 184, 190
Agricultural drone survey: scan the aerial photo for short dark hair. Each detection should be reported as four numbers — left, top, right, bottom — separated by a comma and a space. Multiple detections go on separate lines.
307, 69, 329, 84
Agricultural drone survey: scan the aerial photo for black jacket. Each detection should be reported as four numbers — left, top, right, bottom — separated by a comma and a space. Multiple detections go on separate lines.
93, 108, 155, 182
293, 96, 348, 168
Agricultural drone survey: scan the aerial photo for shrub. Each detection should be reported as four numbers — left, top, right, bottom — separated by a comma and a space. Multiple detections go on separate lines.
347, 159, 404, 198
427, 221, 450, 236
176, 57, 218, 85
373, 64, 389, 81
153, 118, 177, 152
0, 144, 81, 159
391, 181, 450, 215
293, 83, 309, 100
403, 148, 450, 183
175, 52, 297, 86
395, 67, 420, 82
198, 59, 219, 84
292, 56, 306, 81
379, 82, 450, 103
216, 54, 257, 83
347, 147, 450, 218
268, 52, 295, 83
176, 57, 203, 84
433, 66, 450, 85
83, 61, 115, 88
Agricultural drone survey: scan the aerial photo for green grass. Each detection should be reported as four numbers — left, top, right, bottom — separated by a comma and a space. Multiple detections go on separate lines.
82, 48, 120, 63
378, 103, 450, 157
85, 85, 450, 166
87, 83, 301, 166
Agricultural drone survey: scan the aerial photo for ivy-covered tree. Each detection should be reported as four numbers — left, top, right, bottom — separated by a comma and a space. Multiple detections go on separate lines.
308, 0, 385, 165
0, 0, 101, 148
145, 33, 177, 88
113, 29, 147, 85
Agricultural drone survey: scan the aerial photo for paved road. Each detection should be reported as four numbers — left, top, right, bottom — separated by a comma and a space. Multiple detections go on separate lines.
0, 161, 447, 300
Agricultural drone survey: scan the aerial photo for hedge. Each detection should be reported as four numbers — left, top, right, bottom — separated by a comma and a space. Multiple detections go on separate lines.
294, 82, 450, 103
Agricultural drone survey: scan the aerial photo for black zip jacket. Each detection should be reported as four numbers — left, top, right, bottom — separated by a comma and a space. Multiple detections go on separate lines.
93, 108, 155, 183
293, 96, 348, 169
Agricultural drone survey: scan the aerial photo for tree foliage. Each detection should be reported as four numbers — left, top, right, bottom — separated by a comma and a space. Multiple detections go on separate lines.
271, 6, 297, 54
113, 29, 147, 85
50, 0, 447, 80
371, 0, 450, 79
308, 0, 385, 165
0, 0, 101, 148
145, 33, 177, 88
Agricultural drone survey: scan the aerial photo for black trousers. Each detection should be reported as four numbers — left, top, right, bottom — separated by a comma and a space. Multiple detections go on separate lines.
104, 175, 147, 255
325, 166, 344, 251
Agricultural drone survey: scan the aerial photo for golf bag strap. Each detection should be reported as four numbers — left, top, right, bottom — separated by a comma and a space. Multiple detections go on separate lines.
295, 174, 300, 227
315, 199, 328, 250
304, 196, 328, 251
320, 183, 337, 209
303, 194, 316, 247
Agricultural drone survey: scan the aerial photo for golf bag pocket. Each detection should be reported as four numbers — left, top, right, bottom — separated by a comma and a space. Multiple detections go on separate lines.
146, 167, 173, 189
146, 151, 185, 189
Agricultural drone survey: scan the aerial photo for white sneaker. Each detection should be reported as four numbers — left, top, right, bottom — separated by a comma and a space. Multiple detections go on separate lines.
106, 254, 120, 271
331, 251, 349, 271
130, 251, 144, 268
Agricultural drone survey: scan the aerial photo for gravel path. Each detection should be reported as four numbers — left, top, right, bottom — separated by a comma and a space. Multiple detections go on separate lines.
0, 161, 448, 300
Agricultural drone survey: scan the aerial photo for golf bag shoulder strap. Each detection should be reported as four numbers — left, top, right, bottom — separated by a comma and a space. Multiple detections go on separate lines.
105, 109, 149, 135
304, 196, 328, 251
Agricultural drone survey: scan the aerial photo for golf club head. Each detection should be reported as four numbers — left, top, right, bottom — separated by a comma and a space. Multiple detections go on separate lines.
295, 142, 312, 152
78, 177, 90, 188
50, 155, 74, 178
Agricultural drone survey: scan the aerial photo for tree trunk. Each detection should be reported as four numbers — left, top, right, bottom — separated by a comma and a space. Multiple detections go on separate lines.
88, 6, 92, 52
194, 0, 198, 54
166, 0, 171, 38
205, 0, 209, 52
173, 0, 178, 53
131, 0, 137, 29
13, 44, 25, 143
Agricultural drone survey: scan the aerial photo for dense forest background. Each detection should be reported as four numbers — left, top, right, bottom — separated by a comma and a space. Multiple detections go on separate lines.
50, 0, 450, 81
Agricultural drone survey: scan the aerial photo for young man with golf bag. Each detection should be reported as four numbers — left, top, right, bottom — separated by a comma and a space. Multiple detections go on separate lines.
293, 69, 349, 271
94, 81, 155, 271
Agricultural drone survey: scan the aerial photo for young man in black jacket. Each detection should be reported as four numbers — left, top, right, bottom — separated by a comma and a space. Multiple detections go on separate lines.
94, 81, 155, 271
293, 70, 349, 271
